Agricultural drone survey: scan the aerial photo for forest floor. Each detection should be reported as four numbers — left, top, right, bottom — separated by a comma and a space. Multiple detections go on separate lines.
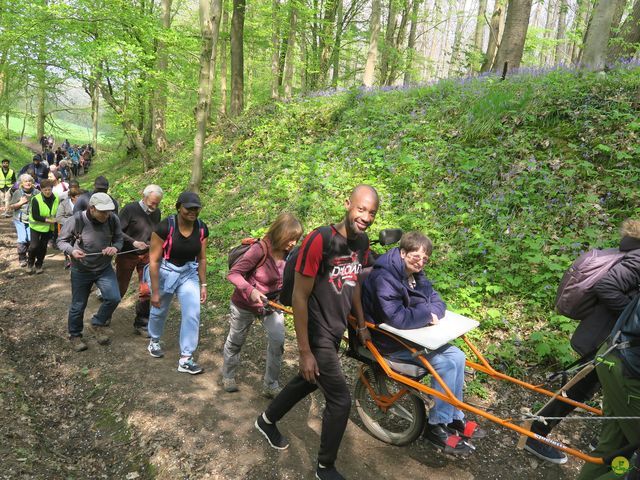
0, 214, 598, 480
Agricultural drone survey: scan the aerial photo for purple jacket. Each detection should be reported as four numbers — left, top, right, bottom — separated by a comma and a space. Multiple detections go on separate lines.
362, 247, 446, 353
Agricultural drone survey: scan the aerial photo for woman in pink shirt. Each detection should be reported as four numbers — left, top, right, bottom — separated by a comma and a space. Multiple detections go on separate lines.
223, 212, 303, 397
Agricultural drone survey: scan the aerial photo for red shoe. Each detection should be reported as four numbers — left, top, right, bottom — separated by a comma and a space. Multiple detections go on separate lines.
447, 419, 487, 439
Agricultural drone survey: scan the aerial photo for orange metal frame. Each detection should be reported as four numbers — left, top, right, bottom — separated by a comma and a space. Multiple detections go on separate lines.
266, 300, 604, 464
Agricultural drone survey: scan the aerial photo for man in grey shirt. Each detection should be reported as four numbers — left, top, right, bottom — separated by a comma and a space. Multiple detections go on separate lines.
58, 193, 123, 352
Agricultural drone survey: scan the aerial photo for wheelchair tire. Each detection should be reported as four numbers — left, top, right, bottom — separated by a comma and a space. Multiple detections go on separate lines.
354, 364, 426, 446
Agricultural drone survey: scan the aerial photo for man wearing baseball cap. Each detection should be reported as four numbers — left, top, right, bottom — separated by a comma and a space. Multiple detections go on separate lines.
58, 192, 124, 352
74, 175, 119, 214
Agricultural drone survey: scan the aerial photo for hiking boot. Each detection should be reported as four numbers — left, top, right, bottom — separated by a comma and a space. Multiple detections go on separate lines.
255, 413, 289, 450
35, 266, 43, 275
89, 324, 111, 345
262, 385, 282, 399
70, 336, 88, 352
423, 423, 475, 455
19, 260, 28, 267
447, 419, 487, 440
316, 463, 345, 480
178, 357, 203, 375
524, 437, 568, 464
223, 377, 239, 393
27, 265, 36, 275
147, 340, 164, 358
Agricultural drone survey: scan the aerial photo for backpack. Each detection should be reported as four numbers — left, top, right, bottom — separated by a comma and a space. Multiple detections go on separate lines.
227, 238, 268, 270
555, 248, 626, 320
162, 214, 205, 260
279, 226, 334, 307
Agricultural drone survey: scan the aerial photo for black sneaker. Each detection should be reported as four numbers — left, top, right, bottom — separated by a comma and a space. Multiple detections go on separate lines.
255, 413, 289, 450
177, 357, 203, 375
316, 463, 345, 480
423, 424, 475, 455
447, 419, 487, 439
524, 437, 568, 464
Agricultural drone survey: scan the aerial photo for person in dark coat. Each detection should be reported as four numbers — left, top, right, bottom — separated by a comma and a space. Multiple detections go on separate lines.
362, 231, 485, 455
525, 219, 640, 464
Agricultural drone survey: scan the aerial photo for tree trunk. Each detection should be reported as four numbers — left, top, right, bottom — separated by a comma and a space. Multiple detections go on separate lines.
449, 0, 468, 74
540, 0, 557, 65
192, 0, 223, 192
152, 0, 172, 152
492, 0, 534, 74
611, 0, 627, 34
473, 0, 488, 53
380, 0, 399, 85
330, 0, 343, 87
403, 0, 421, 85
230, 0, 245, 116
387, 0, 409, 84
36, 66, 46, 142
100, 84, 152, 170
91, 76, 100, 154
580, 0, 618, 70
363, 0, 382, 87
270, 0, 280, 99
283, 3, 298, 98
571, 0, 593, 64
480, 0, 506, 72
318, 0, 338, 86
220, 7, 229, 115
555, 0, 568, 64
609, 0, 640, 61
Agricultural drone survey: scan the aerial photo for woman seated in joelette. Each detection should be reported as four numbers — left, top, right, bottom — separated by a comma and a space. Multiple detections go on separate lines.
361, 231, 486, 455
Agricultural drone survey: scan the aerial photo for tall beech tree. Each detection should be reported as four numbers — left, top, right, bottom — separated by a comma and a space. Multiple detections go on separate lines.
493, 0, 533, 73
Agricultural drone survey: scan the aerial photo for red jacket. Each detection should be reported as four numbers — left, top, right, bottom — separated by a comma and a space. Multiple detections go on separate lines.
227, 237, 285, 314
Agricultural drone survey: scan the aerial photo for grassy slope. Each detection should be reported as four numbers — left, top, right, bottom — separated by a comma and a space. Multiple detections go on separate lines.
88, 67, 640, 367
4, 115, 110, 146
0, 136, 35, 165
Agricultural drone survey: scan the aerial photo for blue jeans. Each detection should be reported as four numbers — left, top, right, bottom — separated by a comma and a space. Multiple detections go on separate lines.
68, 265, 121, 337
388, 343, 466, 425
147, 260, 201, 357
222, 302, 285, 388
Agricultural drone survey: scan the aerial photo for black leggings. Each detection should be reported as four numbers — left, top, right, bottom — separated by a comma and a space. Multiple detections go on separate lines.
265, 342, 351, 467
28, 229, 52, 268
531, 368, 600, 436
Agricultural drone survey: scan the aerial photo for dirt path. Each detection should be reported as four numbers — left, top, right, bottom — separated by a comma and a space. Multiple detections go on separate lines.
0, 215, 592, 479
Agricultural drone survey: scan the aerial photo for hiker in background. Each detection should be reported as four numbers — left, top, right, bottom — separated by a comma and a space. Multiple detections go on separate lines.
58, 193, 123, 352
56, 189, 80, 270
58, 160, 71, 183
145, 191, 208, 375
80, 146, 92, 173
54, 146, 65, 165
51, 171, 69, 199
44, 148, 55, 167
27, 179, 59, 275
19, 154, 49, 182
255, 185, 378, 480
1, 158, 16, 217
68, 146, 81, 177
74, 176, 119, 214
524, 218, 640, 464
61, 139, 70, 152
9, 174, 38, 267
116, 184, 163, 335
222, 212, 303, 397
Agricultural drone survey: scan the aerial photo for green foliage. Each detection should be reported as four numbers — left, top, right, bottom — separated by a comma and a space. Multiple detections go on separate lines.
84, 67, 640, 367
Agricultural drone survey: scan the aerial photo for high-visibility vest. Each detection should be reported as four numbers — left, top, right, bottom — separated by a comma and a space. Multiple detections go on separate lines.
29, 193, 59, 232
0, 168, 14, 188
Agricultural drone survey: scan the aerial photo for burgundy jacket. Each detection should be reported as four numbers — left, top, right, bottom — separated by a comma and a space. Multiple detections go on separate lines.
227, 237, 285, 314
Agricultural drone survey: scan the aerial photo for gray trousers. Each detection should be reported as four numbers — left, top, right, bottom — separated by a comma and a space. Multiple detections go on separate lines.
222, 302, 285, 389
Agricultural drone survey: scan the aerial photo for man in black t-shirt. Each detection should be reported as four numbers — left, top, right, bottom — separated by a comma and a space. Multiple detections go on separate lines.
115, 184, 163, 335
256, 185, 379, 480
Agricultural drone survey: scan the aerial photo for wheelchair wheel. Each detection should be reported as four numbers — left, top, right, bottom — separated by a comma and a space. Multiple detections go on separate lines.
354, 364, 426, 446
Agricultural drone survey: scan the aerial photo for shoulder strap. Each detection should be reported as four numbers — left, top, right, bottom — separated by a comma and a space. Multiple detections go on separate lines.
73, 211, 86, 246
162, 215, 176, 260
256, 239, 269, 269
